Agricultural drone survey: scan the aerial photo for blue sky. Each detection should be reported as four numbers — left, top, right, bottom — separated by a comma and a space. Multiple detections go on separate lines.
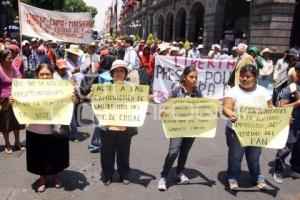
83, 0, 122, 31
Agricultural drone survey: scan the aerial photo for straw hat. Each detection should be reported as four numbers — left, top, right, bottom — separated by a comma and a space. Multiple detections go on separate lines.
260, 48, 271, 56
65, 44, 84, 56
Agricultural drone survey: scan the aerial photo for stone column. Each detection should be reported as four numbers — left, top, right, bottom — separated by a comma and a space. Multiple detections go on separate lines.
249, 0, 296, 52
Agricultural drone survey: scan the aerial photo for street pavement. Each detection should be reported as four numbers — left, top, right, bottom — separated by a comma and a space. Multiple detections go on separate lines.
0, 103, 300, 200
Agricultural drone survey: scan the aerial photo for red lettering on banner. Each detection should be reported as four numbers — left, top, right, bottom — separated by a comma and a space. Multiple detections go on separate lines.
196, 60, 205, 70
174, 56, 180, 68
68, 20, 93, 28
50, 19, 64, 27
226, 61, 236, 69
207, 60, 216, 69
191, 58, 197, 67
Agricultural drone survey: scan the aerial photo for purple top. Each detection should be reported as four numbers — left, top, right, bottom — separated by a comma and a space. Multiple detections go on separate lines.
0, 66, 22, 98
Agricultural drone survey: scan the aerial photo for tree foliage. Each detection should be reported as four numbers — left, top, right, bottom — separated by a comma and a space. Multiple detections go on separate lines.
20, 0, 97, 18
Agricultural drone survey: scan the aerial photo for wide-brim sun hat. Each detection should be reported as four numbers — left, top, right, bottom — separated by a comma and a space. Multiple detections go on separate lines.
110, 59, 129, 73
260, 48, 271, 56
65, 44, 84, 56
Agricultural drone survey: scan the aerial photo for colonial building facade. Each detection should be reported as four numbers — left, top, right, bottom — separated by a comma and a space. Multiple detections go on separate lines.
120, 0, 297, 52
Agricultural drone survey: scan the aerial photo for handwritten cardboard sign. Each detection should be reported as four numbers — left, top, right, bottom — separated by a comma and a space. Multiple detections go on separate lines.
91, 84, 149, 127
162, 98, 220, 138
12, 79, 74, 124
233, 106, 293, 149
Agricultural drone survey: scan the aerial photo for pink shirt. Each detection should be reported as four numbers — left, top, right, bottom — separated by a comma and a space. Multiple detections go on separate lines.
27, 124, 53, 135
0, 66, 22, 97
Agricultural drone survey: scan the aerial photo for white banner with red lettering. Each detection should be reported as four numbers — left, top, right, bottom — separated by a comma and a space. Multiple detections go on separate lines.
19, 2, 92, 44
153, 55, 236, 103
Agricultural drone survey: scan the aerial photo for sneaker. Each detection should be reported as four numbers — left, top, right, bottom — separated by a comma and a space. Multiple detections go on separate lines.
176, 173, 190, 184
290, 170, 300, 179
102, 179, 112, 186
273, 171, 283, 184
122, 179, 130, 185
89, 145, 100, 153
256, 181, 267, 190
228, 180, 239, 191
157, 177, 167, 191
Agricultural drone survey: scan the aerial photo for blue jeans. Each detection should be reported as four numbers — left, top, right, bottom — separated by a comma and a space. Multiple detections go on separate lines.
70, 110, 78, 140
161, 137, 195, 178
225, 127, 264, 183
89, 127, 102, 151
274, 123, 300, 173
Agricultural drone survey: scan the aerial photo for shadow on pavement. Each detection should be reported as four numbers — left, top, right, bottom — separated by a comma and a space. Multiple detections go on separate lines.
31, 170, 89, 192
129, 168, 156, 188
167, 168, 216, 189
217, 170, 280, 197
77, 132, 90, 142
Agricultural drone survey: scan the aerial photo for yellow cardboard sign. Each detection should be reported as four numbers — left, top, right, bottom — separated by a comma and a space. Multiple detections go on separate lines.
233, 106, 293, 149
162, 98, 220, 138
12, 79, 74, 125
91, 84, 149, 127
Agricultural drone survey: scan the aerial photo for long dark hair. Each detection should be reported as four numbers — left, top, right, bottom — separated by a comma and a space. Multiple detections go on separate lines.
0, 49, 12, 63
180, 66, 197, 83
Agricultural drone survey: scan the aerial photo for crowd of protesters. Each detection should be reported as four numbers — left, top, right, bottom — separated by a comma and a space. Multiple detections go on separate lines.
0, 35, 300, 192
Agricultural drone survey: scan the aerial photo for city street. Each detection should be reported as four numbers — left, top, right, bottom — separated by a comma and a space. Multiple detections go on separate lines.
0, 103, 300, 200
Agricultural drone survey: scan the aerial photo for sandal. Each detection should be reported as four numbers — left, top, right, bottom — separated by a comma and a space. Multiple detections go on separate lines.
4, 146, 12, 154
37, 185, 46, 193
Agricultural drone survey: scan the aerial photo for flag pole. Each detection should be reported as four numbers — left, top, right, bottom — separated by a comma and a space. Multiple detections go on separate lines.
18, 0, 23, 52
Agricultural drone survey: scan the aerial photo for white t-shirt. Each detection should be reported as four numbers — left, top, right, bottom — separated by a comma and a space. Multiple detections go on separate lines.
225, 85, 271, 127
225, 84, 271, 111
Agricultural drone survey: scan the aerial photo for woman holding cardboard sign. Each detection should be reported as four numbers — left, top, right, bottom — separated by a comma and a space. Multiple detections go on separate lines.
12, 64, 76, 193
223, 64, 273, 191
0, 49, 25, 154
157, 66, 203, 191
99, 60, 133, 186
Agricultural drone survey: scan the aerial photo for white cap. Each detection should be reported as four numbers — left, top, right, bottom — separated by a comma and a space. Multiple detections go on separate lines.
110, 60, 129, 72
21, 40, 30, 46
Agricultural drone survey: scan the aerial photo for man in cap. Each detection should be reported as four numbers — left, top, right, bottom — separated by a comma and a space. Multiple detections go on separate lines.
178, 42, 186, 57
19, 40, 38, 78
187, 43, 200, 58
123, 37, 140, 71
81, 42, 100, 73
273, 62, 300, 183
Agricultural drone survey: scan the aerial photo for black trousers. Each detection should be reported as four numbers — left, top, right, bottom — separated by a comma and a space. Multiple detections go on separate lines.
100, 129, 131, 180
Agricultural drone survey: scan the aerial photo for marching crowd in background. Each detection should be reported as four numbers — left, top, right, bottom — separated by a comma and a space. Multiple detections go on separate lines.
0, 35, 300, 192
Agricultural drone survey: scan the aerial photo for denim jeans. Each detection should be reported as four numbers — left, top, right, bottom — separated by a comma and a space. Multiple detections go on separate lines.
89, 127, 102, 150
161, 137, 195, 178
274, 123, 300, 173
70, 109, 78, 140
225, 126, 264, 183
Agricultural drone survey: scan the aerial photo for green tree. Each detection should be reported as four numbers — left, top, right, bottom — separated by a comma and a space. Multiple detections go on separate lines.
20, 0, 97, 18
63, 0, 97, 18
146, 33, 154, 46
